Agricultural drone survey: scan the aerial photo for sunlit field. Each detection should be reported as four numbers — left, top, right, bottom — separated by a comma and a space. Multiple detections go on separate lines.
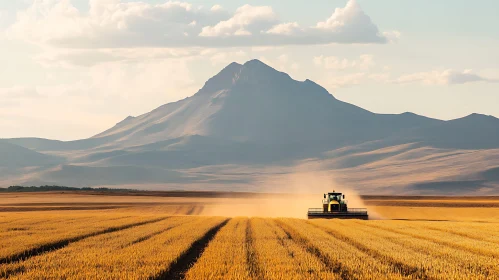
1, 192, 499, 279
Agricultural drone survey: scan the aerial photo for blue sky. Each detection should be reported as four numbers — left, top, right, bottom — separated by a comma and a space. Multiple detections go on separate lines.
1, 0, 498, 140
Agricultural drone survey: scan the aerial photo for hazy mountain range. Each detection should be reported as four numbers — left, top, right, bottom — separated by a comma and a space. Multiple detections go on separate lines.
2, 60, 499, 194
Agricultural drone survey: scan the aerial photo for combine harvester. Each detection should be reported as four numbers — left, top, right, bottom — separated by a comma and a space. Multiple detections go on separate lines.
307, 191, 368, 220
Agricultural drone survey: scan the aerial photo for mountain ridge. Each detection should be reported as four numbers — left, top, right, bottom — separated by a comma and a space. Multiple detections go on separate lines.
1, 59, 499, 194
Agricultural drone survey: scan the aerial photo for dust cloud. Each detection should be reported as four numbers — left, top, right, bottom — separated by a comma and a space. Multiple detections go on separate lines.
201, 169, 371, 219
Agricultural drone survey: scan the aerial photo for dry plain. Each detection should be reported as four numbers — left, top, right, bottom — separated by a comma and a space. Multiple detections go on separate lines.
1, 192, 499, 279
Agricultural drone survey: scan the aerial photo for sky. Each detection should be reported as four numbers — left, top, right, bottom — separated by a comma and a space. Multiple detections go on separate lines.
1, 0, 498, 140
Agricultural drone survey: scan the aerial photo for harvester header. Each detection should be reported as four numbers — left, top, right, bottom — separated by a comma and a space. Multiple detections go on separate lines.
307, 191, 368, 220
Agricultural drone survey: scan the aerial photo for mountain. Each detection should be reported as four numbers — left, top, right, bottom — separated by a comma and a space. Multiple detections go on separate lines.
0, 142, 62, 168
392, 113, 499, 149
78, 60, 440, 151
2, 59, 499, 194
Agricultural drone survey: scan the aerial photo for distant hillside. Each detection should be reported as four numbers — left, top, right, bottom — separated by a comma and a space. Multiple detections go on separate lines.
0, 142, 62, 168
392, 113, 499, 149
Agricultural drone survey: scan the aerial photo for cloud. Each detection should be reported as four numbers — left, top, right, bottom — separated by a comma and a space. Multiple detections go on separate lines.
446, 69, 493, 84
266, 22, 301, 35
208, 50, 249, 65
257, 55, 300, 74
8, 0, 391, 48
0, 86, 41, 99
314, 54, 375, 71
0, 58, 198, 139
329, 73, 366, 88
315, 0, 385, 43
200, 5, 277, 37
382, 30, 402, 43
35, 48, 197, 68
0, 86, 40, 108
0, 9, 6, 23
211, 5, 223, 12
394, 69, 498, 85
368, 73, 391, 83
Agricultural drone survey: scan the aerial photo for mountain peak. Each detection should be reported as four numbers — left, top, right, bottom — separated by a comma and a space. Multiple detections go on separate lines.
458, 113, 499, 125
243, 59, 270, 68
466, 113, 496, 119
197, 61, 243, 94
197, 59, 292, 94
236, 59, 291, 85
116, 116, 135, 126
456, 113, 498, 122
242, 59, 281, 74
225, 62, 243, 71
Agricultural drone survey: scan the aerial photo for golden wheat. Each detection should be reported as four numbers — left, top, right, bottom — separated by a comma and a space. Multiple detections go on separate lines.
250, 218, 341, 280
348, 219, 499, 278
0, 213, 163, 261
185, 218, 251, 280
1, 203, 499, 280
3, 216, 226, 279
313, 219, 497, 279
277, 218, 406, 279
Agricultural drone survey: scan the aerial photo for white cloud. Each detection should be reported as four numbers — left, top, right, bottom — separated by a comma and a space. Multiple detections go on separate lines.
358, 54, 375, 71
208, 50, 248, 65
320, 73, 366, 90
0, 9, 7, 26
8, 0, 228, 47
8, 0, 390, 48
251, 46, 284, 52
446, 69, 493, 84
368, 73, 391, 83
0, 86, 41, 99
277, 54, 289, 64
314, 54, 375, 71
382, 30, 402, 43
257, 55, 300, 74
394, 69, 498, 85
211, 5, 223, 12
35, 48, 197, 68
0, 58, 198, 139
0, 86, 42, 108
315, 0, 386, 43
266, 22, 301, 35
200, 5, 276, 37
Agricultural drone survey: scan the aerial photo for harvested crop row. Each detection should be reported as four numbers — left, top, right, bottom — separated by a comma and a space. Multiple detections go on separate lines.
1, 216, 185, 278
251, 218, 340, 280
0, 214, 133, 239
116, 205, 200, 216
185, 218, 251, 280
325, 219, 497, 279
0, 213, 101, 232
0, 216, 175, 278
361, 220, 499, 258
309, 220, 429, 278
415, 221, 499, 244
3, 216, 226, 279
277, 218, 406, 279
361, 220, 499, 278
0, 214, 163, 262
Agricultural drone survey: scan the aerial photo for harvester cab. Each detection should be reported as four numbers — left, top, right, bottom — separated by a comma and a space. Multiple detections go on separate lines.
308, 190, 368, 220
323, 192, 348, 212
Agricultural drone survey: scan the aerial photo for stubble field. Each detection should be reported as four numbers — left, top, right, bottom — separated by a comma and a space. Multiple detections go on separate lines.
1, 192, 499, 279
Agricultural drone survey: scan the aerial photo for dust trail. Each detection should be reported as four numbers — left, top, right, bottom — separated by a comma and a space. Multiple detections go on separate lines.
202, 167, 381, 219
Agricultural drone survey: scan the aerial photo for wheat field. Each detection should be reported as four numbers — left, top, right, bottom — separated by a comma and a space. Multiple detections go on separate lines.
1, 193, 499, 279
